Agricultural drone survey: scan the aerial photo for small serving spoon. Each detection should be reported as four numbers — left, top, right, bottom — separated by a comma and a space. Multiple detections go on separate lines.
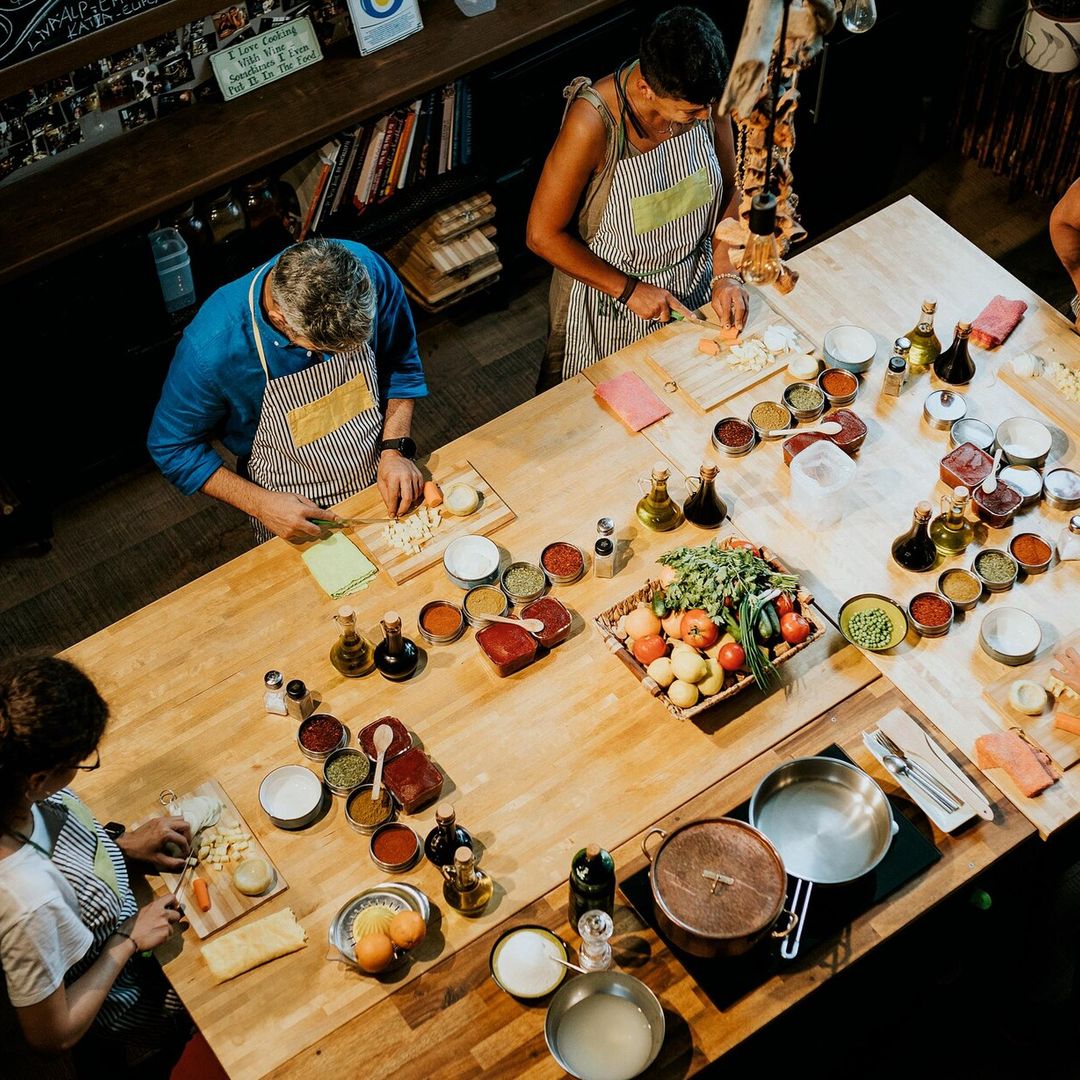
764, 420, 841, 439
370, 723, 393, 802
982, 448, 1003, 494
476, 612, 546, 633
547, 955, 589, 975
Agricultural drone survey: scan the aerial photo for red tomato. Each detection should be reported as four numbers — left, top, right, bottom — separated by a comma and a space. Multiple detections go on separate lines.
680, 610, 719, 650
726, 538, 760, 556
632, 634, 668, 665
718, 642, 746, 672
775, 593, 795, 617
780, 612, 811, 645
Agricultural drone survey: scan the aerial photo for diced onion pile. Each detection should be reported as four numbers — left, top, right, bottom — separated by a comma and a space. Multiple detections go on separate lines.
384, 506, 442, 555
722, 324, 808, 374
1046, 360, 1080, 404
197, 820, 253, 870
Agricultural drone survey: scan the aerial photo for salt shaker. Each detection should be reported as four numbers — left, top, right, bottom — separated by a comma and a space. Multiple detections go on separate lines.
263, 670, 287, 716
577, 909, 614, 972
1058, 515, 1080, 563
285, 678, 314, 721
594, 517, 616, 578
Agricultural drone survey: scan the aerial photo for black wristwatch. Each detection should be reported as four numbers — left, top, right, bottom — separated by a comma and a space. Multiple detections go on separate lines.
103, 821, 126, 841
378, 437, 417, 459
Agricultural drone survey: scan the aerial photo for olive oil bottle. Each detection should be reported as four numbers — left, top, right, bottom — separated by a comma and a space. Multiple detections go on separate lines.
636, 463, 682, 532
929, 487, 975, 558
905, 299, 941, 370
330, 606, 375, 677
441, 847, 493, 917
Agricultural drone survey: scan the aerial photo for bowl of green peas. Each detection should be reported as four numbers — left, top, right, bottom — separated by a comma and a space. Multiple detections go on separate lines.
838, 594, 909, 652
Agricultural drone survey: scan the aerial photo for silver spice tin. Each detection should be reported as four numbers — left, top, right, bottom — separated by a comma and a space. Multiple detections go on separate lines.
783, 381, 826, 422
1043, 468, 1080, 511
816, 368, 859, 408
462, 585, 510, 628
1009, 533, 1054, 575
999, 465, 1043, 508
923, 390, 967, 430
369, 822, 423, 873
747, 401, 794, 441
971, 548, 1018, 593
501, 561, 548, 604
538, 541, 587, 585
949, 417, 994, 452
711, 417, 757, 456
907, 592, 954, 639
344, 783, 399, 835
322, 747, 371, 797
936, 568, 982, 611
296, 714, 348, 763
417, 600, 466, 645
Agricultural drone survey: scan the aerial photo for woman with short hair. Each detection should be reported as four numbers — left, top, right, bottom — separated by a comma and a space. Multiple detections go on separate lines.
528, 5, 750, 388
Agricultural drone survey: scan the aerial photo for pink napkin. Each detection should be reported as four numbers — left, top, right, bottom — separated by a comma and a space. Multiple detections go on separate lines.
593, 372, 671, 432
970, 295, 1027, 349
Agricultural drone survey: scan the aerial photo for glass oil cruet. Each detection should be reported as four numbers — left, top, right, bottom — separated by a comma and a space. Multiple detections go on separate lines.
441, 846, 493, 917
891, 501, 937, 571
934, 321, 976, 386
636, 462, 682, 532
905, 298, 940, 370
330, 605, 375, 677
929, 486, 975, 558
683, 463, 726, 528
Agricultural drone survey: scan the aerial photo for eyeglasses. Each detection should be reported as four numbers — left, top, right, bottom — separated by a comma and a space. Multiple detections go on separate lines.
68, 749, 101, 772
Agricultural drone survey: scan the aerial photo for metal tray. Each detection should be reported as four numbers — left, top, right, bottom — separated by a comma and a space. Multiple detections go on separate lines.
328, 882, 431, 971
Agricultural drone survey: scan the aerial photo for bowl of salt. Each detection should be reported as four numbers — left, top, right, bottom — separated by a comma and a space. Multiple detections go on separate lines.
489, 925, 569, 999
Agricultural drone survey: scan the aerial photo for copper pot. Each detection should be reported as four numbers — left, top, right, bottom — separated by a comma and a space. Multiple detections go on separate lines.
641, 818, 797, 958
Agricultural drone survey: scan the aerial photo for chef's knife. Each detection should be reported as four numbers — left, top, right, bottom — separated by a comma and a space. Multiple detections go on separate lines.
918, 733, 994, 821
312, 516, 394, 527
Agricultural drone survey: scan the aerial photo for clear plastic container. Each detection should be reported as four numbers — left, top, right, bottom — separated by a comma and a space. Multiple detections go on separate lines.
149, 227, 196, 313
455, 0, 496, 14
789, 440, 857, 531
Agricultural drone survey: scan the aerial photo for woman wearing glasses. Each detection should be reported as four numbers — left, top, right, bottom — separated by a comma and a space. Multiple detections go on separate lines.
0, 658, 192, 1074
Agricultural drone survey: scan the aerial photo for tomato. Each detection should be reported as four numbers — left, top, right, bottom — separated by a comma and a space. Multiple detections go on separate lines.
726, 538, 760, 556
775, 593, 795, 617
780, 612, 811, 645
632, 634, 668, 665
680, 609, 719, 650
718, 642, 746, 672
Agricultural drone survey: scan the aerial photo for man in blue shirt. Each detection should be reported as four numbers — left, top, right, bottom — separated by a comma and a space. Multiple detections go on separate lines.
148, 238, 427, 542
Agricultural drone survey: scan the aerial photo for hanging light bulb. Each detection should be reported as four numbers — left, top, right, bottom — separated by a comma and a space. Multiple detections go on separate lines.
740, 193, 782, 286
841, 0, 877, 34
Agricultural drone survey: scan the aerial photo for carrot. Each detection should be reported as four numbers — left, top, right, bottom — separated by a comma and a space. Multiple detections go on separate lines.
423, 480, 443, 507
193, 877, 211, 912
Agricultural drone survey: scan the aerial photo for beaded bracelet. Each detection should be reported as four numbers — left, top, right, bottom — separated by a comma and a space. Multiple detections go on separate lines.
710, 272, 744, 288
616, 275, 640, 305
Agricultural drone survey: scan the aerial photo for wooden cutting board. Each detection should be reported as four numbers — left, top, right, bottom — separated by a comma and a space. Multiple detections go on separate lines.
982, 632, 1080, 770
644, 289, 816, 413
159, 779, 287, 939
351, 460, 514, 584
997, 337, 1080, 436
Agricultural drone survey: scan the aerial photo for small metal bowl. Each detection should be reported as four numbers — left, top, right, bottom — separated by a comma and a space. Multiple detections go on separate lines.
838, 593, 909, 651
259, 764, 324, 830
711, 416, 756, 456
344, 783, 398, 835
995, 416, 1053, 468
1043, 467, 1080, 511
539, 541, 586, 585
296, 713, 347, 762
979, 607, 1042, 666
783, 381, 826, 422
417, 600, 466, 645
443, 534, 501, 590
949, 417, 994, 452
971, 548, 1019, 593
462, 584, 510, 628
999, 464, 1043, 508
936, 568, 983, 611
1009, 533, 1054, 575
369, 821, 422, 873
322, 747, 371, 797
490, 925, 569, 999
544, 971, 665, 1080
748, 401, 794, 441
923, 389, 968, 430
816, 367, 859, 408
907, 592, 954, 639
823, 324, 877, 374
501, 561, 548, 604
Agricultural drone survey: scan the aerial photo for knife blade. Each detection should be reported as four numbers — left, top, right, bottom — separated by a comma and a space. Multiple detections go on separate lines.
918, 731, 995, 821
311, 516, 394, 527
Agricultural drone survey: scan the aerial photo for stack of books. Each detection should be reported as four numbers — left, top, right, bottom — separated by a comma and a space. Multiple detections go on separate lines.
387, 192, 501, 312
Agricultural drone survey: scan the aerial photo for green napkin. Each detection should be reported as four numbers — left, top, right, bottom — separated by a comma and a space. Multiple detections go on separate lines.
301, 532, 379, 598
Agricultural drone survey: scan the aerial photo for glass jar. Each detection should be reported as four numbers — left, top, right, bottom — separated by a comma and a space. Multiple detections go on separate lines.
241, 177, 277, 232
166, 200, 212, 255
206, 187, 247, 245
264, 670, 287, 715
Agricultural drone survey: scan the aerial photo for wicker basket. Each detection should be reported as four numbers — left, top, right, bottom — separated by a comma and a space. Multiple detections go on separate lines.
594, 547, 826, 720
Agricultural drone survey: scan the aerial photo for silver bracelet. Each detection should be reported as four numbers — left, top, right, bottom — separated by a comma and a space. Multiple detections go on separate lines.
710, 272, 744, 288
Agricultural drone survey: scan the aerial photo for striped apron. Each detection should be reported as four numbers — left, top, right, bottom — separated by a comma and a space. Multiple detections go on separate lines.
246, 263, 384, 543
562, 90, 724, 379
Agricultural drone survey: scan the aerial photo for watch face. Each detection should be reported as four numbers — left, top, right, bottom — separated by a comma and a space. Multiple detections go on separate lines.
383, 437, 416, 459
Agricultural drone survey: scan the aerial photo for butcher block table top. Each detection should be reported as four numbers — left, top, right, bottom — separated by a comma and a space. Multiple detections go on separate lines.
61, 199, 1046, 1077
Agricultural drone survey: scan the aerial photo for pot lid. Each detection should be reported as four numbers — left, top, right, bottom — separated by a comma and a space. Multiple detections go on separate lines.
652, 819, 786, 939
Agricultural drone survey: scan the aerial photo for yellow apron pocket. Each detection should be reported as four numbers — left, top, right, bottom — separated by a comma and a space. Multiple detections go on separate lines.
630, 165, 713, 235
286, 372, 376, 449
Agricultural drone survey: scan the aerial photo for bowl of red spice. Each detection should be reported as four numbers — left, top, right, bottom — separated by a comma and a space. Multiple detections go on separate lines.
907, 591, 954, 638
539, 541, 586, 585
711, 416, 756, 457
1009, 532, 1054, 575
369, 822, 422, 873
417, 600, 466, 645
297, 713, 348, 762
817, 367, 859, 407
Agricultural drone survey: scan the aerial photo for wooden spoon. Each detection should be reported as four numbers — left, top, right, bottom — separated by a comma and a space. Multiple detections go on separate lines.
370, 723, 393, 801
476, 613, 546, 633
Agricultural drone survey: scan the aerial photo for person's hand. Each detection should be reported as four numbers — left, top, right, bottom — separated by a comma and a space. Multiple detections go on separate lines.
1051, 647, 1080, 695
625, 282, 696, 323
378, 452, 423, 518
257, 490, 328, 541
117, 816, 191, 873
127, 896, 183, 952
711, 280, 749, 334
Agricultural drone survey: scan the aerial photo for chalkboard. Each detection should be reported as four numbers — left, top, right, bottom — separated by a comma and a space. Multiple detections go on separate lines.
0, 0, 169, 71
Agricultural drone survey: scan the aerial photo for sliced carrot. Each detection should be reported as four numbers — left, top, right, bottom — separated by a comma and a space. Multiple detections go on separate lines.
423, 480, 443, 507
193, 877, 211, 912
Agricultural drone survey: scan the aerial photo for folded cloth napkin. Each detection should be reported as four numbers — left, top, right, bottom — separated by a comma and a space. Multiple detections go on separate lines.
301, 531, 378, 598
975, 730, 1057, 797
594, 371, 672, 432
970, 295, 1027, 349
202, 908, 307, 984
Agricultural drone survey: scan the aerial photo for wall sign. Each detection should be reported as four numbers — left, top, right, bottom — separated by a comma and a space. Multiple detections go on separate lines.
345, 0, 422, 56
209, 15, 321, 101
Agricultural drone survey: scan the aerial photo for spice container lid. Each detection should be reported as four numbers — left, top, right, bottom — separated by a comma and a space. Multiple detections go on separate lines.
923, 390, 967, 430
369, 821, 423, 873
344, 783, 398, 835
296, 713, 348, 762
949, 417, 994, 452
539, 541, 586, 585
501, 560, 548, 603
1009, 533, 1055, 575
462, 584, 510, 628
1043, 468, 1080, 511
1000, 464, 1043, 507
906, 591, 954, 639
936, 568, 982, 611
971, 548, 1019, 593
417, 600, 466, 645
322, 747, 372, 796
265, 670, 284, 690
782, 381, 826, 421
747, 400, 793, 441
711, 416, 756, 456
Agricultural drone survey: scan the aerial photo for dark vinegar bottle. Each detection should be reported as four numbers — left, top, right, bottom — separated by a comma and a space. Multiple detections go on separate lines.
568, 844, 615, 930
374, 611, 418, 681
424, 803, 473, 867
934, 321, 976, 386
683, 463, 727, 528
890, 501, 937, 572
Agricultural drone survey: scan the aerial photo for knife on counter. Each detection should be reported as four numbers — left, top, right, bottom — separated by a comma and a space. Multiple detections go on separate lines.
916, 732, 995, 821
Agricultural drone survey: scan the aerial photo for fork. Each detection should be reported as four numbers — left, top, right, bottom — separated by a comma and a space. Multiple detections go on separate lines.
873, 730, 963, 809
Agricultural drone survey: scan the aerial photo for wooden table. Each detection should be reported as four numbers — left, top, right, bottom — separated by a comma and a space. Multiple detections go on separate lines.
62, 200, 1043, 1077
588, 197, 1080, 838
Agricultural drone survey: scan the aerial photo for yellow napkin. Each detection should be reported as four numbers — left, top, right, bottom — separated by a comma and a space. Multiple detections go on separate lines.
202, 908, 307, 984
301, 532, 378, 598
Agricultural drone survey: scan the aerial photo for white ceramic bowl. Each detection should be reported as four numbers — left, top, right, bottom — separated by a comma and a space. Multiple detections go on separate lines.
443, 534, 500, 589
994, 416, 1053, 467
978, 607, 1042, 666
259, 764, 324, 829
823, 325, 877, 374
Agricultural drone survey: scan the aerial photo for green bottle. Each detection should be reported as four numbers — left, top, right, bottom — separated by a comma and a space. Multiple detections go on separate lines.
568, 844, 615, 930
